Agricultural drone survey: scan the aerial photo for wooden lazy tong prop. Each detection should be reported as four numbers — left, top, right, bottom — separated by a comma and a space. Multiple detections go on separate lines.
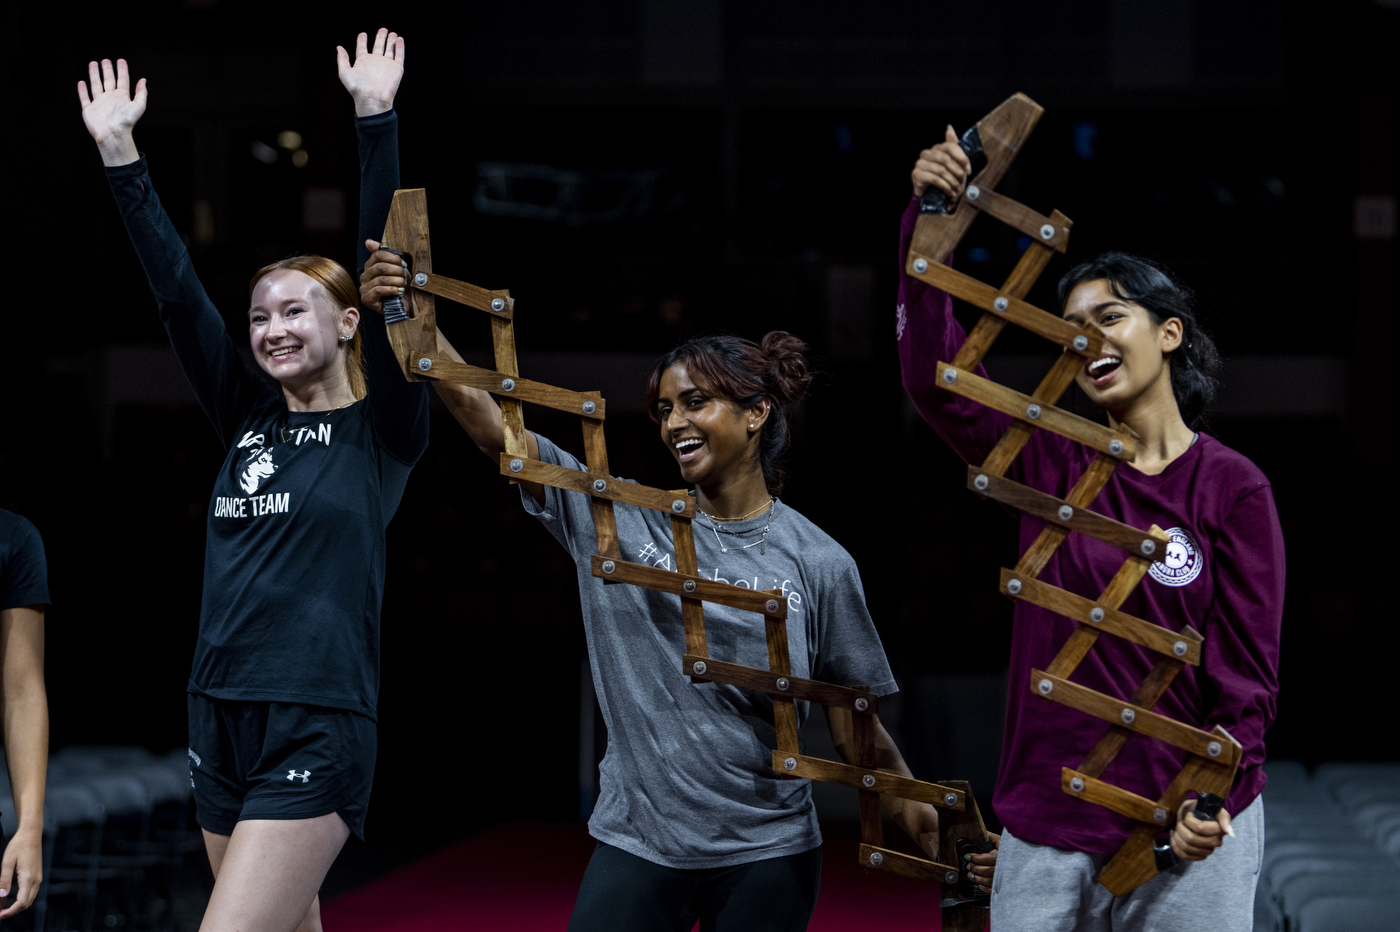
905, 92, 1241, 895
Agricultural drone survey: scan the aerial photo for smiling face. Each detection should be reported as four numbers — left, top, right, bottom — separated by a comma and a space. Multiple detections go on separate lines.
1063, 278, 1182, 417
655, 363, 767, 489
248, 269, 358, 392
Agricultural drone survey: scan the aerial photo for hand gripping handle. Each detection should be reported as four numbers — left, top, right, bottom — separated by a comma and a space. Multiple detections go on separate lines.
1152, 792, 1225, 873
919, 125, 986, 215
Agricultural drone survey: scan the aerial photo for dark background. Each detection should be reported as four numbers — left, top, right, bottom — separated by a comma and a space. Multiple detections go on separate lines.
2, 0, 1396, 856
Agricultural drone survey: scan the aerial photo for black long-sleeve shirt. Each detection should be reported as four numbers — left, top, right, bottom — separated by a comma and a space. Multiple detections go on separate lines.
105, 111, 425, 718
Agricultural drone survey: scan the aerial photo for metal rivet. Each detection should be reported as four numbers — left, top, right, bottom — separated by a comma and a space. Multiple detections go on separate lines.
973, 474, 990, 491
1109, 439, 1125, 456
501, 378, 515, 392
993, 296, 1009, 312
683, 579, 697, 593
1090, 607, 1105, 623
1154, 808, 1169, 824
783, 757, 797, 772
672, 500, 687, 513
765, 599, 780, 614
913, 258, 929, 274
1121, 708, 1136, 725
1173, 641, 1188, 657
870, 852, 884, 866
1140, 539, 1156, 556
862, 774, 876, 788
417, 357, 432, 371
593, 478, 608, 493
1073, 335, 1089, 352
776, 677, 790, 691
1040, 224, 1055, 240
508, 458, 523, 473
944, 792, 958, 807
413, 272, 428, 286
1057, 504, 1073, 522
601, 560, 616, 574
582, 400, 597, 415
1038, 678, 1053, 696
692, 660, 707, 675
854, 697, 869, 712
942, 368, 958, 384
1070, 777, 1085, 793
490, 297, 506, 312
1007, 578, 1023, 595
1207, 742, 1222, 758
1026, 404, 1041, 420
944, 870, 959, 885
966, 185, 980, 200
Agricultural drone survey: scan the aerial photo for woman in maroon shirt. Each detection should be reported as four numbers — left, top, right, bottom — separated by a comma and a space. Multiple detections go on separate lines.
899, 131, 1283, 932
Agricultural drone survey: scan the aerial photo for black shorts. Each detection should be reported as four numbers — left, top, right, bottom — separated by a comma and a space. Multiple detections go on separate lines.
187, 692, 376, 840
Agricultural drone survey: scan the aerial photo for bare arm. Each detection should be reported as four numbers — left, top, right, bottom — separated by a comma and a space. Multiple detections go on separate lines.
0, 607, 47, 917
827, 707, 940, 859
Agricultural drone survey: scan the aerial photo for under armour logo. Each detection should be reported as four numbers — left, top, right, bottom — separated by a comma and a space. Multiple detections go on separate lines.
287, 769, 311, 783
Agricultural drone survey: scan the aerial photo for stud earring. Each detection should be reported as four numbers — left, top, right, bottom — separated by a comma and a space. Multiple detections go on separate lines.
749, 424, 755, 429
340, 334, 352, 342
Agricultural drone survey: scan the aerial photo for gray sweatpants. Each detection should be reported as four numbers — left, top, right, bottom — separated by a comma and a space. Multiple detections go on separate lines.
990, 797, 1263, 932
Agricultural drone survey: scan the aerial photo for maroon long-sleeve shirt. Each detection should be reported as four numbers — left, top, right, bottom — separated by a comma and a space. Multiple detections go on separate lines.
895, 197, 1284, 854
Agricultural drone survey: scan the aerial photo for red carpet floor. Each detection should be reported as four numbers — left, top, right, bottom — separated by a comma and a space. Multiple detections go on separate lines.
323, 821, 954, 931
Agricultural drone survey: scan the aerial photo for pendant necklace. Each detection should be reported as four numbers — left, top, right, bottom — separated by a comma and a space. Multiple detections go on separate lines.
696, 497, 778, 555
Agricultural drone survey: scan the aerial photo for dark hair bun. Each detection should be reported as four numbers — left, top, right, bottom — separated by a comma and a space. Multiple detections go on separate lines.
759, 331, 814, 406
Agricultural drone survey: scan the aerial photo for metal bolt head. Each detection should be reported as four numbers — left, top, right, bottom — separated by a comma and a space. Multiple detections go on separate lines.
870, 852, 884, 867
1140, 539, 1156, 556
1154, 808, 1168, 824
1121, 708, 1136, 725
854, 697, 869, 712
1026, 404, 1042, 420
973, 474, 990, 491
582, 400, 597, 415
1038, 678, 1053, 696
1207, 741, 1222, 758
765, 599, 781, 614
1090, 607, 1105, 623
683, 579, 697, 593
966, 185, 980, 200
1057, 504, 1073, 522
1007, 578, 1023, 596
501, 378, 516, 392
1040, 224, 1055, 240
672, 499, 687, 514
776, 677, 790, 691
783, 757, 797, 772
1073, 335, 1089, 352
508, 458, 524, 473
601, 560, 616, 574
417, 357, 433, 371
993, 296, 1009, 312
944, 792, 958, 807
1173, 640, 1188, 657
1070, 777, 1085, 793
593, 478, 608, 493
692, 660, 707, 676
942, 368, 958, 384
413, 272, 428, 287
862, 774, 876, 788
490, 297, 506, 312
1109, 439, 1125, 456
944, 870, 959, 885
913, 258, 929, 274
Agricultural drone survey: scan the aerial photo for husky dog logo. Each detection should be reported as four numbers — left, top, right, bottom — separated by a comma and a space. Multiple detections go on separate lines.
236, 432, 278, 494
1149, 527, 1204, 588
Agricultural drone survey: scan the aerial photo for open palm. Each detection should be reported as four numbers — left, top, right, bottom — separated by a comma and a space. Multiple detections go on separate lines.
78, 59, 146, 152
337, 28, 405, 117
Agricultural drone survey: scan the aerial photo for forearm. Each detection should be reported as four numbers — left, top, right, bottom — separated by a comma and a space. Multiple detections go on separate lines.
95, 129, 139, 167
829, 710, 935, 835
0, 609, 47, 838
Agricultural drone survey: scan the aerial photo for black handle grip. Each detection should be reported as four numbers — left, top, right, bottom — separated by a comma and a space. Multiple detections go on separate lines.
1152, 792, 1227, 873
376, 247, 409, 324
919, 125, 986, 216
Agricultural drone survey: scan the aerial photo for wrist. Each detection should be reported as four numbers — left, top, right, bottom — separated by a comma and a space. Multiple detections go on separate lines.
96, 131, 139, 167
354, 98, 394, 118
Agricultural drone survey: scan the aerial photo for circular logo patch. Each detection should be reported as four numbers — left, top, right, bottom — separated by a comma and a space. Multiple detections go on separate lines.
1149, 527, 1203, 588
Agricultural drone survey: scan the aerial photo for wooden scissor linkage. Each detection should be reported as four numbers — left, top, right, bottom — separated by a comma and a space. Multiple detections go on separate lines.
905, 92, 1241, 895
379, 188, 992, 924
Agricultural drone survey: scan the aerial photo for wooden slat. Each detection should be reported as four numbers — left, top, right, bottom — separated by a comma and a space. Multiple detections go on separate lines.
1062, 768, 1166, 825
424, 359, 605, 419
999, 570, 1202, 665
415, 272, 513, 319
764, 603, 801, 753
1000, 216, 1069, 296
913, 263, 1102, 356
1011, 451, 1124, 578
671, 517, 708, 658
940, 364, 1136, 460
935, 779, 990, 877
1077, 640, 1196, 778
499, 455, 695, 518
588, 556, 787, 618
972, 469, 1169, 561
980, 352, 1084, 477
380, 188, 440, 373
772, 753, 966, 810
580, 414, 620, 559
964, 185, 1070, 251
950, 315, 1008, 372
858, 845, 960, 884
680, 655, 877, 711
1030, 670, 1240, 766
1042, 553, 1155, 677
853, 708, 882, 846
492, 316, 528, 463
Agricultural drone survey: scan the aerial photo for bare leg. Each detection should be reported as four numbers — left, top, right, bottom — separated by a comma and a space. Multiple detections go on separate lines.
200, 814, 348, 932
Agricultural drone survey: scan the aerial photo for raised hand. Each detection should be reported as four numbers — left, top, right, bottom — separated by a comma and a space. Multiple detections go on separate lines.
911, 124, 972, 202
77, 58, 145, 166
360, 240, 409, 314
337, 29, 405, 117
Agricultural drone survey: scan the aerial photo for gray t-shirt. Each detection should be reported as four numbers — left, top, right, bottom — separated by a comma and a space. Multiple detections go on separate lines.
525, 435, 897, 868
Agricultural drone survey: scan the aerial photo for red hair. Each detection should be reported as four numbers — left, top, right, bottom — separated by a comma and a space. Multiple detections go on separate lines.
249, 256, 367, 400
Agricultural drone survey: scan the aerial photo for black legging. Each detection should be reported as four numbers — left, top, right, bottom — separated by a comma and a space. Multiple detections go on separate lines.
567, 840, 823, 932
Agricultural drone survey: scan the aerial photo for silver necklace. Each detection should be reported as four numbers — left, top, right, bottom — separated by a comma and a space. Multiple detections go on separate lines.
703, 500, 778, 555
